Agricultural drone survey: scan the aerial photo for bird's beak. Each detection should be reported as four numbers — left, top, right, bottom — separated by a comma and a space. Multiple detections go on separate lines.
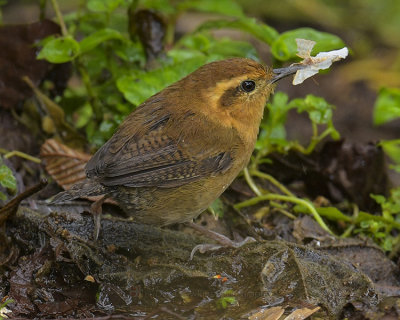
270, 64, 306, 84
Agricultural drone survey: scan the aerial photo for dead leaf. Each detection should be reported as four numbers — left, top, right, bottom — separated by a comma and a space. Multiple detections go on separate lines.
40, 139, 90, 190
284, 306, 320, 320
248, 306, 284, 320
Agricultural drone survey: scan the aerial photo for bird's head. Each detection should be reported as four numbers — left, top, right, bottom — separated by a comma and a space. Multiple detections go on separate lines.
174, 58, 299, 143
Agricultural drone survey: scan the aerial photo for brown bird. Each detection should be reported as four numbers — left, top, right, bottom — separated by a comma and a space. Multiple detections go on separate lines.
54, 58, 300, 237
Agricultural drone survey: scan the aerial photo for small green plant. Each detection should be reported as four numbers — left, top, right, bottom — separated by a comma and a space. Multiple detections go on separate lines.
235, 92, 340, 235
254, 92, 339, 161
275, 88, 400, 251
374, 87, 400, 172
364, 87, 400, 250
0, 159, 17, 201
357, 189, 400, 251
0, 298, 13, 320
216, 289, 237, 309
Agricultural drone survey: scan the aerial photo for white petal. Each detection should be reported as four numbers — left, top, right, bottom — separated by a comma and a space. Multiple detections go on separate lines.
290, 38, 348, 85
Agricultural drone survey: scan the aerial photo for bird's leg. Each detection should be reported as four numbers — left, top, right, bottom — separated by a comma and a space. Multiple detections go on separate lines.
90, 195, 109, 241
186, 222, 255, 259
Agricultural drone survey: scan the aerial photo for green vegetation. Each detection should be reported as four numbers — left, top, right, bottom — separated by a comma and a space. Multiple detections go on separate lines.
0, 159, 16, 201
2, 0, 399, 252
37, 0, 343, 148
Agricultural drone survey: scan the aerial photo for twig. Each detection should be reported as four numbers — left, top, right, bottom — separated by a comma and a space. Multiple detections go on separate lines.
0, 179, 48, 225
1, 149, 41, 164
340, 204, 359, 238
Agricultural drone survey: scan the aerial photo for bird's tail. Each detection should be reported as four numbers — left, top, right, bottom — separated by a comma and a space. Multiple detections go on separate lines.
52, 180, 107, 203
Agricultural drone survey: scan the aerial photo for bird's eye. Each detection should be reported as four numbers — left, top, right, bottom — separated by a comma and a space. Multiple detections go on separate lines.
240, 80, 256, 93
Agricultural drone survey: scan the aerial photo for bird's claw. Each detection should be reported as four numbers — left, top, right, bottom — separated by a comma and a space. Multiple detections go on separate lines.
190, 236, 256, 260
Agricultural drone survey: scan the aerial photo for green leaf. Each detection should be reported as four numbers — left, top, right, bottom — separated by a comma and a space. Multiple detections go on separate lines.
86, 118, 119, 147
390, 164, 400, 173
178, 0, 244, 17
262, 91, 292, 133
382, 237, 393, 251
167, 48, 206, 62
178, 32, 211, 52
373, 87, 400, 126
74, 103, 93, 128
256, 92, 292, 151
294, 205, 353, 223
0, 191, 7, 201
330, 127, 340, 140
371, 189, 400, 214
114, 41, 145, 63
197, 17, 279, 45
209, 198, 225, 218
357, 211, 400, 229
370, 194, 387, 205
178, 32, 258, 59
87, 0, 123, 13
217, 296, 236, 309
379, 139, 400, 163
0, 163, 17, 192
117, 56, 208, 105
138, 0, 176, 14
271, 27, 345, 61
80, 28, 124, 53
316, 207, 352, 222
291, 94, 335, 124
207, 37, 258, 60
99, 119, 117, 136
38, 36, 80, 63
391, 187, 400, 203
268, 91, 291, 113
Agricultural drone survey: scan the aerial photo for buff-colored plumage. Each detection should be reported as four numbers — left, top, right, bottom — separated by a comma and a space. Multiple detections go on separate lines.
54, 58, 276, 225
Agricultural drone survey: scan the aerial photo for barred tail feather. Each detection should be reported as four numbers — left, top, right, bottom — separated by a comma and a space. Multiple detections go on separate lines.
52, 180, 107, 203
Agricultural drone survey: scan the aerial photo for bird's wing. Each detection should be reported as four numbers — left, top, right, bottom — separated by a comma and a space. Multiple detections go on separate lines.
85, 99, 233, 188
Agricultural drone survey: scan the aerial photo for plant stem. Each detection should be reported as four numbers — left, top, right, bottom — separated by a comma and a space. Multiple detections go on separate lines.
305, 127, 333, 154
165, 12, 179, 47
271, 206, 297, 220
340, 204, 358, 238
0, 149, 41, 164
249, 169, 295, 197
76, 62, 103, 123
50, 0, 68, 36
243, 167, 262, 196
234, 193, 334, 235
39, 0, 47, 20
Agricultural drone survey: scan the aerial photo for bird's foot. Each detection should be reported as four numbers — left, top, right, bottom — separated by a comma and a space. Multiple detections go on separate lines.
190, 237, 255, 260
90, 195, 108, 241
186, 222, 256, 260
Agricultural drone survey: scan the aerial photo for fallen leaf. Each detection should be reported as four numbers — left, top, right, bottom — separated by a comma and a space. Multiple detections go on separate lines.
284, 306, 320, 320
248, 306, 284, 320
40, 139, 90, 190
